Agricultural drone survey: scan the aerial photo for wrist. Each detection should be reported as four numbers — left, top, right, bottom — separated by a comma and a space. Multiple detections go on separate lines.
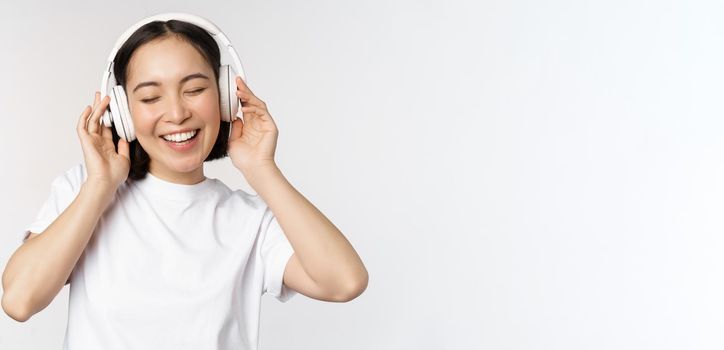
81, 180, 117, 201
240, 162, 281, 186
238, 160, 277, 176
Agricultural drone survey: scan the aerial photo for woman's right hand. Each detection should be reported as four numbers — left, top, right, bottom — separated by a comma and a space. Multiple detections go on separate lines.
76, 91, 131, 191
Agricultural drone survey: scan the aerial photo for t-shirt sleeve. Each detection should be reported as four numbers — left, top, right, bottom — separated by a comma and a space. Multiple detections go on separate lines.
22, 163, 86, 244
258, 205, 297, 303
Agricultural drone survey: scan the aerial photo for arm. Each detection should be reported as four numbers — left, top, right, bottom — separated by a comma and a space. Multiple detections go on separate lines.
228, 76, 367, 302
1, 181, 115, 322
2, 91, 128, 322
246, 164, 368, 302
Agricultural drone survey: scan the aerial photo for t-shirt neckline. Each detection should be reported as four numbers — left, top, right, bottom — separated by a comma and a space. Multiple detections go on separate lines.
134, 171, 216, 201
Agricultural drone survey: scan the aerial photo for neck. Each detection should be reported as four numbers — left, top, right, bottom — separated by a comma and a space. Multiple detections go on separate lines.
148, 163, 206, 185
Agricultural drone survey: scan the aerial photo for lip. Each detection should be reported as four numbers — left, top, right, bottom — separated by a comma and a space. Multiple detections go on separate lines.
159, 128, 199, 137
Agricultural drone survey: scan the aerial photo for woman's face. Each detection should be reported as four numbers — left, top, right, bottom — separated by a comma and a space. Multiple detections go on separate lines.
124, 36, 220, 183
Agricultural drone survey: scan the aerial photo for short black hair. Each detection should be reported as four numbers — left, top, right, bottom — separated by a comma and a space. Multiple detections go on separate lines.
111, 19, 230, 181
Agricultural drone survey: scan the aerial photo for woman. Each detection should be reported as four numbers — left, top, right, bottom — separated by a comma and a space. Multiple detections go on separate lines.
1, 16, 368, 349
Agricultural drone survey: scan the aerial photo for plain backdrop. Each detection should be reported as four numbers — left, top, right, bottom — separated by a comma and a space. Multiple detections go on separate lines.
1, 0, 723, 349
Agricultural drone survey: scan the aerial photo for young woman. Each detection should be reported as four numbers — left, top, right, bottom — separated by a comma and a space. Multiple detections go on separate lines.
1, 16, 368, 349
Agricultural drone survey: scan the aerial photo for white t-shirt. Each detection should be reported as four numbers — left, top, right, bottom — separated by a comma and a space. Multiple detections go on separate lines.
23, 163, 297, 350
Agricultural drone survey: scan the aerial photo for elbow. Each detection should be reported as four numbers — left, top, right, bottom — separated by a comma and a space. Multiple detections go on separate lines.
336, 272, 369, 302
2, 290, 31, 322
2, 263, 31, 322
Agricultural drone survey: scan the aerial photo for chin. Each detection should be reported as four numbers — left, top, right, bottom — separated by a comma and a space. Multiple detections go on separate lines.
169, 156, 207, 172
149, 152, 204, 175
170, 162, 202, 173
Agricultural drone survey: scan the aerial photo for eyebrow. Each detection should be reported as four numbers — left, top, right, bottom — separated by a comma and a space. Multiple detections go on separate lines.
132, 73, 210, 93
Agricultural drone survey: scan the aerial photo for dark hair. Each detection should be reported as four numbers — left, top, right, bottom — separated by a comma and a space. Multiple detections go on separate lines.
111, 19, 230, 181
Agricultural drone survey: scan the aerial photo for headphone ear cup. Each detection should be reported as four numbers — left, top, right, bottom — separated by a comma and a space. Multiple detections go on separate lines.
218, 65, 241, 123
109, 85, 136, 142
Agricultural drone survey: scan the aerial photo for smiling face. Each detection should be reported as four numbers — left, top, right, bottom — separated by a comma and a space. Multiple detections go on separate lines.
124, 35, 220, 184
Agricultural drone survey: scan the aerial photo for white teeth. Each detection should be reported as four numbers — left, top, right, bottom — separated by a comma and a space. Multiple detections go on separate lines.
162, 130, 197, 142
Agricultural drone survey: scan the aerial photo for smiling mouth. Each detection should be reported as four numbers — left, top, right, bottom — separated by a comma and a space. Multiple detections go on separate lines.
160, 129, 201, 143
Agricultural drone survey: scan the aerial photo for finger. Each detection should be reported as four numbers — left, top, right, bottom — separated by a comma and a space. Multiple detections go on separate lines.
235, 76, 266, 106
229, 118, 243, 141
235, 75, 251, 93
88, 94, 109, 134
88, 95, 110, 135
101, 123, 112, 140
235, 76, 256, 101
86, 91, 100, 131
240, 106, 267, 119
236, 89, 267, 109
77, 105, 93, 136
117, 138, 130, 159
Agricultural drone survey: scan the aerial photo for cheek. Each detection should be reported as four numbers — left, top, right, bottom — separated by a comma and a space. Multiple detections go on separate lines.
199, 94, 220, 117
129, 106, 159, 136
191, 96, 221, 127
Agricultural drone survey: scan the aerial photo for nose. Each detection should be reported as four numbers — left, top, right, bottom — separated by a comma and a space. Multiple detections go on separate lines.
165, 95, 191, 124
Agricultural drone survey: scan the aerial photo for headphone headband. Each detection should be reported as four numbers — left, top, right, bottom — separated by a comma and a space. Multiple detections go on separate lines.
100, 12, 246, 103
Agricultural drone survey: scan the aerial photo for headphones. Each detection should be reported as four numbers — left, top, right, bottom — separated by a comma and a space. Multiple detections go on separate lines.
99, 12, 247, 142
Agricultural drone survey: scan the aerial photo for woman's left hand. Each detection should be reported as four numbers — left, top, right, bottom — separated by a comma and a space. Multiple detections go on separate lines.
227, 76, 279, 173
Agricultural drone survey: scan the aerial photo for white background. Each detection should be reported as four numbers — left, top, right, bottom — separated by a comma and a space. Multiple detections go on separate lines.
1, 0, 723, 349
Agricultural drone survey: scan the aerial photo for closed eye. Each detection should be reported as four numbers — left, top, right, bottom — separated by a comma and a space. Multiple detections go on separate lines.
140, 88, 207, 104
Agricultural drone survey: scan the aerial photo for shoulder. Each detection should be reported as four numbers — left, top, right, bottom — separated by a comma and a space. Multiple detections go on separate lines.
48, 162, 87, 194
211, 179, 269, 211
67, 162, 87, 185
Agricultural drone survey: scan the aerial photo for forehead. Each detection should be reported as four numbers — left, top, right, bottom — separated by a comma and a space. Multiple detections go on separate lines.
126, 36, 212, 83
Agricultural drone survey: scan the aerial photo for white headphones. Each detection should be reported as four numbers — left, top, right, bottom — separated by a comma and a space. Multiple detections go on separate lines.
99, 12, 247, 142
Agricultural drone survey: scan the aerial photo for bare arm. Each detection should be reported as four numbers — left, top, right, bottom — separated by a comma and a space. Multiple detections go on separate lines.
247, 164, 368, 302
1, 181, 114, 322
229, 76, 367, 302
1, 91, 129, 322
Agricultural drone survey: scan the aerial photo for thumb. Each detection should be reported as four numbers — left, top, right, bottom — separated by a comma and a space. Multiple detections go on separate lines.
117, 138, 130, 159
230, 118, 243, 141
